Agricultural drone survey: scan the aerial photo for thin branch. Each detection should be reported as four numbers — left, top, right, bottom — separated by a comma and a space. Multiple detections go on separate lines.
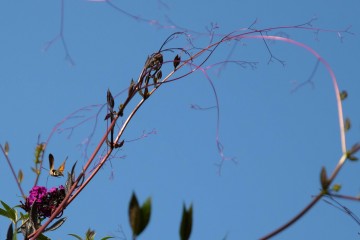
0, 144, 26, 199
323, 195, 360, 226
259, 193, 323, 239
331, 193, 360, 201
291, 59, 320, 93
29, 24, 353, 239
43, 0, 75, 65
237, 35, 347, 153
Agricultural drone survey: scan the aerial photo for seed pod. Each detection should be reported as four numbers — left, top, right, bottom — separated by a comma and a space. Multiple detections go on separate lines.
173, 54, 181, 70
156, 70, 162, 80
107, 89, 115, 109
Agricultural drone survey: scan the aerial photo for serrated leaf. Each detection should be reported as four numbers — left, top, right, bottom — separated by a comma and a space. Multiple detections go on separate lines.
320, 167, 329, 191
6, 222, 13, 240
344, 118, 351, 132
340, 90, 348, 101
45, 217, 67, 232
4, 141, 10, 155
179, 203, 193, 240
18, 170, 24, 184
68, 233, 83, 240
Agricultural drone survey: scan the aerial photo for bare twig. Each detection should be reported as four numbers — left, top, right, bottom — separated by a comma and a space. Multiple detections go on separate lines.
1, 144, 26, 199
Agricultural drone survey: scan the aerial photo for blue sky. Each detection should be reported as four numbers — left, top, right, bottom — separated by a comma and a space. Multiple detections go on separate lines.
0, 0, 359, 239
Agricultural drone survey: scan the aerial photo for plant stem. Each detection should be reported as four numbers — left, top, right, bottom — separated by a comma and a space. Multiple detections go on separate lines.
1, 144, 26, 199
259, 193, 323, 239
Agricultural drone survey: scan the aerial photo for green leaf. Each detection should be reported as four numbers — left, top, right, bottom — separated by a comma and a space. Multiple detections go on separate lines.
19, 212, 28, 220
18, 170, 24, 184
100, 237, 114, 240
6, 222, 13, 240
344, 118, 351, 132
85, 229, 96, 240
129, 192, 141, 237
4, 141, 9, 155
68, 233, 83, 240
332, 184, 342, 192
139, 197, 152, 234
156, 70, 162, 80
12, 208, 18, 223
45, 217, 67, 232
340, 90, 348, 101
349, 143, 360, 155
1, 201, 12, 212
31, 167, 40, 175
320, 167, 329, 192
71, 161, 77, 177
128, 193, 151, 237
1, 201, 16, 222
118, 103, 125, 117
30, 203, 40, 229
348, 155, 358, 161
37, 234, 51, 240
346, 143, 360, 162
34, 143, 45, 164
179, 203, 193, 240
0, 208, 9, 218
65, 162, 77, 195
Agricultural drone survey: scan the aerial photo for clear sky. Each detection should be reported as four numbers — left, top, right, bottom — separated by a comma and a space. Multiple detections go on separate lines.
1, 0, 360, 239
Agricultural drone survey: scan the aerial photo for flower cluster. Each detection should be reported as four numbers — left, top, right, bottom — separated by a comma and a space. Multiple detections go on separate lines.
21, 185, 66, 218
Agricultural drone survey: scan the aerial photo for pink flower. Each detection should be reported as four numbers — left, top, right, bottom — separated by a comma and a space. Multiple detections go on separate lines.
28, 186, 47, 205
21, 185, 66, 218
